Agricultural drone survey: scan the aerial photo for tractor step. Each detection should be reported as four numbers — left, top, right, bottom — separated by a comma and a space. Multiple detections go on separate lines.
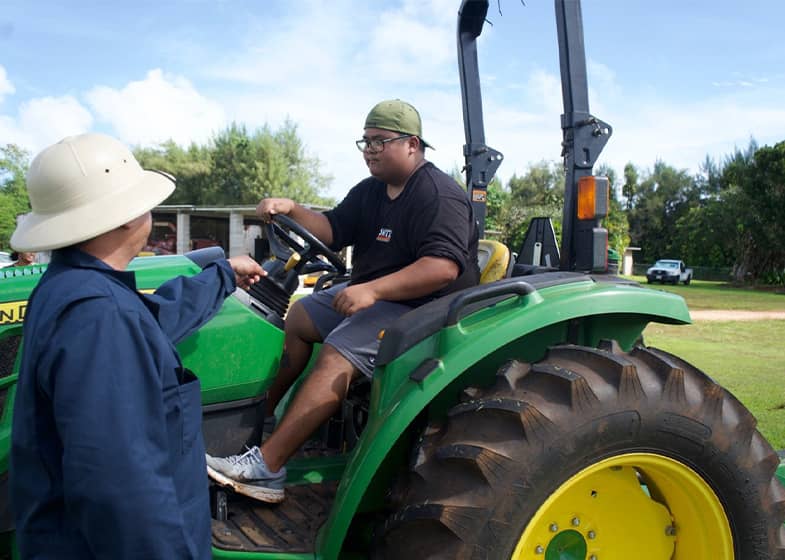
211, 481, 338, 554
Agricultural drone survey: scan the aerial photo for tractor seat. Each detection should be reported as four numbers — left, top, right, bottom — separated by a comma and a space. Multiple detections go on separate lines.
477, 239, 512, 284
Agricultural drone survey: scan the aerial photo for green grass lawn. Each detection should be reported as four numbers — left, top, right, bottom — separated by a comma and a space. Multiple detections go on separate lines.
638, 277, 785, 449
628, 275, 785, 311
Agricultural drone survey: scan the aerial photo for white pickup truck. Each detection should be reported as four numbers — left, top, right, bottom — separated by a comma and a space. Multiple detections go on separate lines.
646, 259, 693, 285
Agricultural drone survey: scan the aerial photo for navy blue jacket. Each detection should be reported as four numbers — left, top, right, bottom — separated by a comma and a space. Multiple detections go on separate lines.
11, 248, 236, 559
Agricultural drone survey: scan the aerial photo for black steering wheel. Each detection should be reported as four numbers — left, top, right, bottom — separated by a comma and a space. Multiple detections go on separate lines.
265, 214, 346, 275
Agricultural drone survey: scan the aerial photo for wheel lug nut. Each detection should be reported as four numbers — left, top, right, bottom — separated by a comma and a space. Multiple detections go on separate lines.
571, 517, 580, 526
535, 545, 544, 554
587, 530, 596, 539
549, 523, 559, 532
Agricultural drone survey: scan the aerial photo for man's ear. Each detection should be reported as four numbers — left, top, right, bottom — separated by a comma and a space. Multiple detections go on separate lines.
408, 135, 421, 154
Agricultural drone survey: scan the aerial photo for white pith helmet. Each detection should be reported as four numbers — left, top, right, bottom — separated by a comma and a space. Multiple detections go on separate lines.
10, 133, 175, 252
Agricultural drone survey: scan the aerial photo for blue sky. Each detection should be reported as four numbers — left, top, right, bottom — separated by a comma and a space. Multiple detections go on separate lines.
2, 0, 784, 200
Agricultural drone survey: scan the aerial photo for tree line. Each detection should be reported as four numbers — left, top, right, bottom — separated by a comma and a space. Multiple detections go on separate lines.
474, 138, 784, 284
1, 125, 783, 284
133, 121, 334, 207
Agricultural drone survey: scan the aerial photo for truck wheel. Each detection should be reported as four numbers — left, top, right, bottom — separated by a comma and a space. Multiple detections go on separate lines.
377, 342, 785, 559
684, 276, 691, 285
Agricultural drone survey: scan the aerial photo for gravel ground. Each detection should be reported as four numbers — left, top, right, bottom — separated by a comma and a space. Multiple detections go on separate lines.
689, 310, 785, 321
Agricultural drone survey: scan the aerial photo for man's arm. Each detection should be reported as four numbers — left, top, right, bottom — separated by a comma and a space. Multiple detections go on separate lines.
332, 256, 458, 316
150, 257, 262, 344
257, 198, 334, 245
44, 306, 202, 559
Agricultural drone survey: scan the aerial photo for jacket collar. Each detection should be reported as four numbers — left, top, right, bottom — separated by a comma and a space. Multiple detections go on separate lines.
50, 247, 137, 291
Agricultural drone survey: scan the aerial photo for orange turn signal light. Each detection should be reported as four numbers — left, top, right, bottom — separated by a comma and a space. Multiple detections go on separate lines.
577, 176, 609, 220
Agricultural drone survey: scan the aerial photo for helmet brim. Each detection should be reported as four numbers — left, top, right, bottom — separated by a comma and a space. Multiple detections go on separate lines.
11, 169, 174, 252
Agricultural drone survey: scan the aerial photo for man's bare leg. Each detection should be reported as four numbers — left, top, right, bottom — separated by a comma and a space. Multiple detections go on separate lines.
265, 300, 322, 416
261, 344, 357, 472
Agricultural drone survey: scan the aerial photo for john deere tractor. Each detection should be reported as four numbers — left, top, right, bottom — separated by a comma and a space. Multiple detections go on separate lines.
1, 1, 783, 558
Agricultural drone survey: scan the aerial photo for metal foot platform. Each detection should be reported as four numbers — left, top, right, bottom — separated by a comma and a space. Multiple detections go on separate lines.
211, 481, 338, 554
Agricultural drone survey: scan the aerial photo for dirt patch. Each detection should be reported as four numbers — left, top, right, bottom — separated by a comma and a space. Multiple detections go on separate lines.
690, 310, 785, 321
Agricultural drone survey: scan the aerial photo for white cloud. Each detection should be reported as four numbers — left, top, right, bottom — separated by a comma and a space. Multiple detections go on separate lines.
525, 69, 563, 115
85, 69, 225, 147
600, 96, 785, 178
441, 62, 785, 192
20, 96, 94, 146
207, 2, 355, 87
361, 4, 455, 85
0, 95, 93, 154
0, 65, 14, 103
209, 2, 455, 90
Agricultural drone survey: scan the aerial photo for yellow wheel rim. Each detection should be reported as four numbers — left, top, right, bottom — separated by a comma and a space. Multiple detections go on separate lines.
511, 453, 733, 560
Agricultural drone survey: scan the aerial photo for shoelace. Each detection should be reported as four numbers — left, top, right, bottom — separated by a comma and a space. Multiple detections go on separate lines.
233, 447, 262, 467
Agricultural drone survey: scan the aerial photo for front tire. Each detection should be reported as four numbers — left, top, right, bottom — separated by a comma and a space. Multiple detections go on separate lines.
377, 342, 785, 559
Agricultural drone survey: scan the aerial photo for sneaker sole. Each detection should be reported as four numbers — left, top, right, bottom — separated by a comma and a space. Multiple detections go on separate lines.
207, 465, 285, 504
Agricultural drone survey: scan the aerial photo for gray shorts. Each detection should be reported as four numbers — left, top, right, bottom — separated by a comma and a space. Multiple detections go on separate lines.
299, 283, 414, 378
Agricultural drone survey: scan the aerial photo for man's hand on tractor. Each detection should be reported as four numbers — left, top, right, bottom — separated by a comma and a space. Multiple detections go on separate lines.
333, 283, 378, 316
257, 198, 296, 222
228, 255, 265, 289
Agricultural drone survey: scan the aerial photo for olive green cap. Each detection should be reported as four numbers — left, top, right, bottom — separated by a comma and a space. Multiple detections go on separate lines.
364, 99, 433, 149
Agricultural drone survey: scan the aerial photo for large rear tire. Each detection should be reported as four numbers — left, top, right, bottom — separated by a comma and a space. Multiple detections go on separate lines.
377, 341, 785, 559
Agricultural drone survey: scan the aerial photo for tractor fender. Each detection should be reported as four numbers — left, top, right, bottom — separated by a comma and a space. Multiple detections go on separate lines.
316, 277, 691, 558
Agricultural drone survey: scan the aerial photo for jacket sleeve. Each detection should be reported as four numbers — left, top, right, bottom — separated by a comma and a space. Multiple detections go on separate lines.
40, 303, 203, 559
147, 259, 236, 344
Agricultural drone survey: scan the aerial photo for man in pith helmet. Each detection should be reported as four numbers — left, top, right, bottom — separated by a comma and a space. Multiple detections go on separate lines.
10, 133, 264, 559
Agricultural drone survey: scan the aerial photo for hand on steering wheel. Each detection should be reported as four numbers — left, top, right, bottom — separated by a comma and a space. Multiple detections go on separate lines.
265, 214, 346, 276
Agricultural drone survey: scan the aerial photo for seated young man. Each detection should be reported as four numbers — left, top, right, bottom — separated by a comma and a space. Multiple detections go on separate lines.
206, 99, 480, 502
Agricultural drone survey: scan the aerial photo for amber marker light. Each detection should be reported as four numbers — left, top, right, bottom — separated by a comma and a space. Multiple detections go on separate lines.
577, 176, 609, 220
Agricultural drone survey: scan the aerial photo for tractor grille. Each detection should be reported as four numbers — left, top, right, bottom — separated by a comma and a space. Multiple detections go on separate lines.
0, 336, 20, 379
0, 335, 20, 422
0, 387, 7, 422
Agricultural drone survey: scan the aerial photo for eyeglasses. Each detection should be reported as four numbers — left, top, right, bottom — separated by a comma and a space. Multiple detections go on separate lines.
355, 135, 412, 153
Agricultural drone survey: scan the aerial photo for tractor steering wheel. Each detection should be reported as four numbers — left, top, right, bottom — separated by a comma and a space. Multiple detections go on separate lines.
265, 214, 346, 275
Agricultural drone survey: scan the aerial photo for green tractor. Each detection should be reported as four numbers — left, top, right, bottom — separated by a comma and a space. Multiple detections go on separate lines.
1, 1, 784, 558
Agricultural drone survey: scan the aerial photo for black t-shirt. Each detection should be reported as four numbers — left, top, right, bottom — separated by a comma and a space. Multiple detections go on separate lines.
324, 162, 479, 307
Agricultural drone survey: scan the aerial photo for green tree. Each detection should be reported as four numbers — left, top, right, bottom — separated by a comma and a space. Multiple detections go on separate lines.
595, 163, 630, 256
663, 153, 738, 271
483, 176, 508, 239
670, 201, 736, 269
134, 140, 212, 204
722, 140, 785, 282
0, 144, 32, 249
694, 155, 723, 199
627, 160, 694, 263
135, 121, 333, 207
502, 160, 565, 251
621, 162, 638, 211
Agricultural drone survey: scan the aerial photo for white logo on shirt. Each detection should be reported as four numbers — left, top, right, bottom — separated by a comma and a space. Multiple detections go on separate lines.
376, 228, 392, 242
